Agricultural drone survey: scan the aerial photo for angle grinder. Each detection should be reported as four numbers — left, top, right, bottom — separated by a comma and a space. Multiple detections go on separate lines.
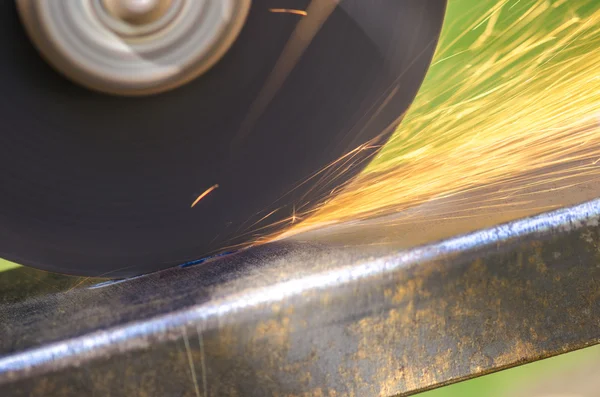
0, 0, 446, 277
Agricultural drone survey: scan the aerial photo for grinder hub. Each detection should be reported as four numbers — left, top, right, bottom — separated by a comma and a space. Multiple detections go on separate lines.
102, 0, 174, 25
17, 0, 251, 95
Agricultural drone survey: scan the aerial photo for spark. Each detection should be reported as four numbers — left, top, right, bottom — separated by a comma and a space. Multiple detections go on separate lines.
243, 208, 280, 232
235, 1, 335, 145
276, 0, 600, 236
269, 8, 308, 16
509, 0, 523, 10
290, 205, 299, 224
191, 184, 219, 208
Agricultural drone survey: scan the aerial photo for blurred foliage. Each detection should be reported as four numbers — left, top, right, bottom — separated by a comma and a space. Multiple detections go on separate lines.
419, 345, 600, 396
0, 259, 19, 272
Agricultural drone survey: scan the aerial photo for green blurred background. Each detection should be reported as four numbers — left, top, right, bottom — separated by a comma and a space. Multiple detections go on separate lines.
418, 345, 600, 396
0, 259, 18, 272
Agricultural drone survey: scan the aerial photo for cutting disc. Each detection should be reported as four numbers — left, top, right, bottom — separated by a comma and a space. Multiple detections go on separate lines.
0, 0, 446, 277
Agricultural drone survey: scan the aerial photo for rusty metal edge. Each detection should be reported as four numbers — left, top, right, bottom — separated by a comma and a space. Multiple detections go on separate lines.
1, 198, 600, 395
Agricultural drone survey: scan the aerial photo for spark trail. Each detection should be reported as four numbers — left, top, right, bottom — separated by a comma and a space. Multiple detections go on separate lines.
282, 0, 600, 236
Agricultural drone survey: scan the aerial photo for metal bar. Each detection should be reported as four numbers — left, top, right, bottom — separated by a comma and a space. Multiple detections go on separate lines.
1, 199, 600, 396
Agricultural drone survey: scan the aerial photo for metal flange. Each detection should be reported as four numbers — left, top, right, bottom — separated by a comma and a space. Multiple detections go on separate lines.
16, 0, 251, 95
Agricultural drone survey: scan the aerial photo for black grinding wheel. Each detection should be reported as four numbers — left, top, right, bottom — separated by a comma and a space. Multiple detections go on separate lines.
0, 0, 447, 277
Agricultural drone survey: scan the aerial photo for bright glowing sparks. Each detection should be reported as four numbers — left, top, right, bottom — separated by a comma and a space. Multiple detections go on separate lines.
283, 0, 600, 234
269, 8, 308, 16
191, 184, 219, 208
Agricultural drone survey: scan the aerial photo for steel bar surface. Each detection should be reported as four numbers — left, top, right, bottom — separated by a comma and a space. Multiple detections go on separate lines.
1, 199, 600, 396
